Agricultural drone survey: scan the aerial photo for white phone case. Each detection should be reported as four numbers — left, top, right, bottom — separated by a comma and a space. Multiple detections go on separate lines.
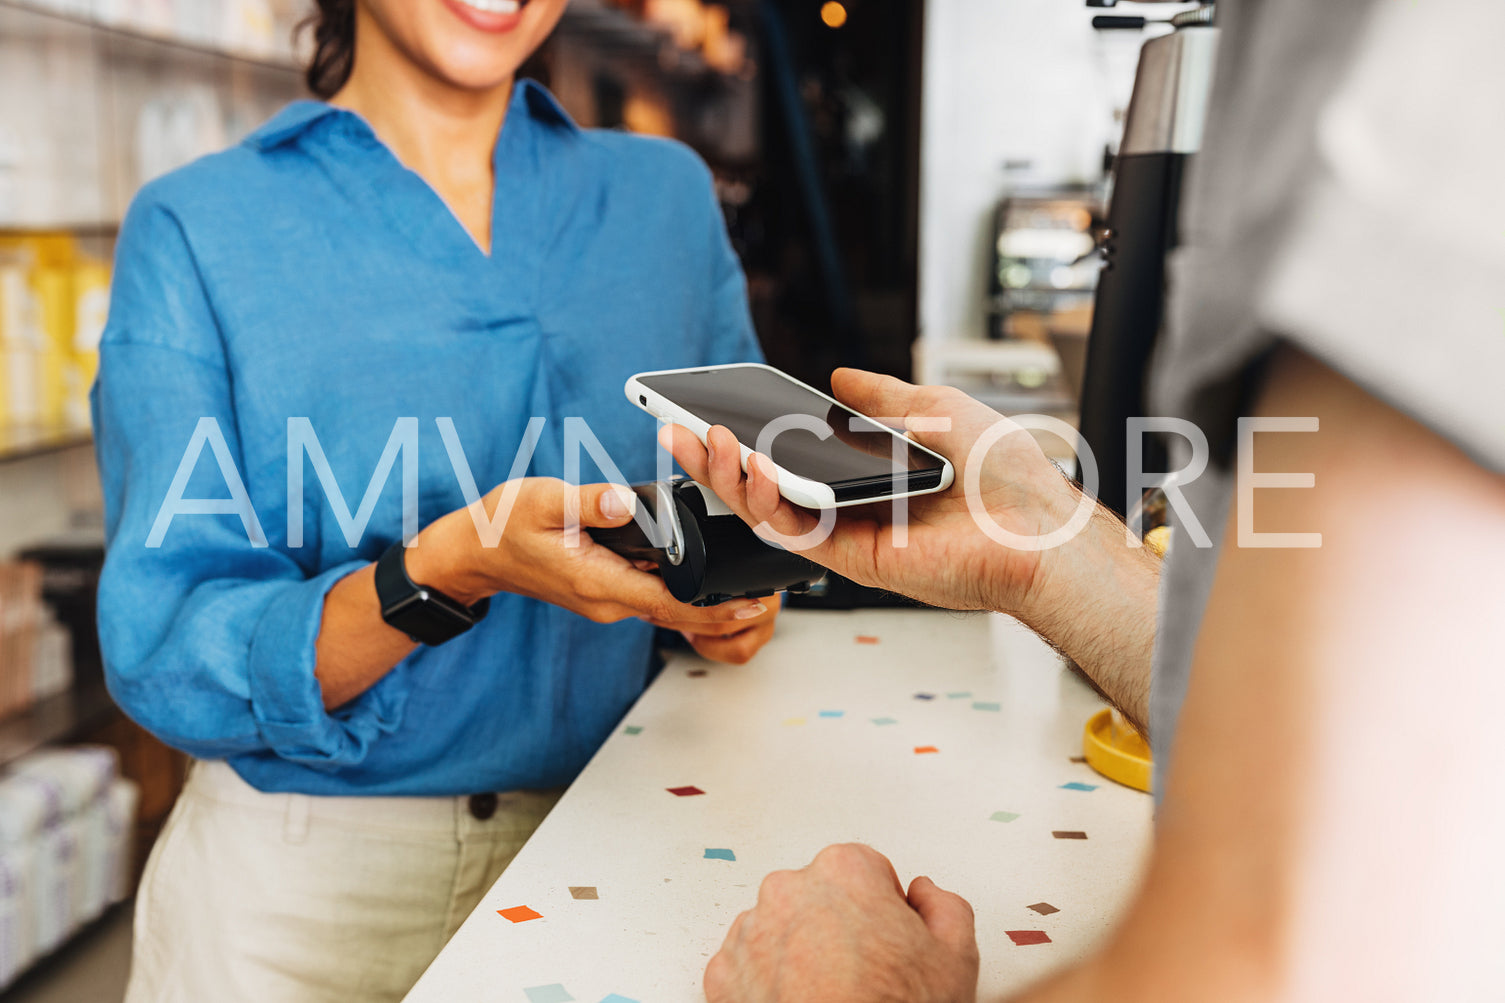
625, 362, 955, 510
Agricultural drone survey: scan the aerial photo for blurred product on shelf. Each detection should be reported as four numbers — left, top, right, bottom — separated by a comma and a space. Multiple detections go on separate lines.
0, 233, 109, 437
989, 189, 1104, 341
8, 0, 300, 61
0, 744, 138, 991
0, 560, 75, 721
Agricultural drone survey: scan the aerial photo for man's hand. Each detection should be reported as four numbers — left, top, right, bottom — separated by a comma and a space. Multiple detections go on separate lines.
705, 843, 980, 1003
663, 368, 1161, 733
662, 369, 1078, 616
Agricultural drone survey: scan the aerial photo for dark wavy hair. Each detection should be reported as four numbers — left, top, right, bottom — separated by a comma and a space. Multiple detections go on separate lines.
302, 0, 357, 99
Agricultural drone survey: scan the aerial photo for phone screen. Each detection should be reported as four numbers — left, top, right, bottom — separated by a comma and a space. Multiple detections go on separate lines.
638, 366, 946, 501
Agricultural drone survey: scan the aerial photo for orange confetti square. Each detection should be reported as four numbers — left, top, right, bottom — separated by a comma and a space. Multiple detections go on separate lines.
855, 635, 880, 645
497, 905, 542, 923
914, 745, 939, 754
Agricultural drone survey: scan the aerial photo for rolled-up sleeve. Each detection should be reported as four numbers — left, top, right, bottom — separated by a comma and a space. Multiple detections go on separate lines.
91, 190, 406, 768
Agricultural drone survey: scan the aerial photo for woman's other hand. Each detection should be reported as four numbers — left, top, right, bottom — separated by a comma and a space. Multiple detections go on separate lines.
643, 600, 780, 665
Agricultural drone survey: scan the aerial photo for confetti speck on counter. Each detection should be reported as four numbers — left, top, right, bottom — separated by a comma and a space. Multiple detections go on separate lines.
1005, 930, 1052, 946
871, 717, 898, 726
687, 668, 708, 678
1027, 902, 1059, 916
1060, 782, 1098, 792
972, 701, 1000, 712
946, 691, 971, 699
523, 985, 574, 1003
855, 635, 880, 644
1052, 830, 1088, 840
914, 745, 939, 755
498, 905, 542, 923
818, 710, 845, 718
622, 725, 642, 736
1069, 755, 1087, 764
569, 886, 598, 900
599, 996, 640, 1003
913, 693, 935, 701
782, 717, 806, 726
704, 848, 736, 861
990, 811, 1020, 823
667, 786, 705, 797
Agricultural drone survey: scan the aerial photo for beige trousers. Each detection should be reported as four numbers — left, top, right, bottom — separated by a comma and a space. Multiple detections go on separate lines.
125, 760, 561, 1003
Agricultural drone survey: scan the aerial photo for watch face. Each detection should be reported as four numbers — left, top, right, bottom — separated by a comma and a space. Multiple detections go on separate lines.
384, 590, 477, 645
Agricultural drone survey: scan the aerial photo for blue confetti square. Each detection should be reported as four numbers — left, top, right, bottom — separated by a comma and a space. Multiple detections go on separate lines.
1060, 782, 1098, 792
871, 717, 898, 725
818, 710, 844, 718
599, 996, 640, 1003
524, 985, 574, 1003
972, 701, 1000, 712
704, 848, 736, 861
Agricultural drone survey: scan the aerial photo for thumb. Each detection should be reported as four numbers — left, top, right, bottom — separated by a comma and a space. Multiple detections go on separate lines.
907, 876, 977, 954
574, 483, 639, 529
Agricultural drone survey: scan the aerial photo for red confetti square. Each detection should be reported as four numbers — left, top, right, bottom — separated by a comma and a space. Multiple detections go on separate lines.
914, 746, 939, 755
1006, 930, 1051, 946
497, 905, 542, 923
855, 635, 880, 645
667, 785, 706, 797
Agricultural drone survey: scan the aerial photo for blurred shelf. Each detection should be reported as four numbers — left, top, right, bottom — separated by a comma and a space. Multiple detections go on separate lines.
0, 0, 302, 73
0, 424, 93, 463
0, 222, 119, 237
0, 676, 117, 769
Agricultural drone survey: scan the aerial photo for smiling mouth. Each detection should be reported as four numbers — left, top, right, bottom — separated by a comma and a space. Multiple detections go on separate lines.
454, 0, 531, 13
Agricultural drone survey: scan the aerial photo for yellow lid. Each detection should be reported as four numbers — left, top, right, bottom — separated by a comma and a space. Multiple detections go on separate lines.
1083, 708, 1152, 793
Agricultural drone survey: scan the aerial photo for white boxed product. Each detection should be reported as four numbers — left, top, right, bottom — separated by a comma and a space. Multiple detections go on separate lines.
105, 778, 140, 905
0, 844, 38, 991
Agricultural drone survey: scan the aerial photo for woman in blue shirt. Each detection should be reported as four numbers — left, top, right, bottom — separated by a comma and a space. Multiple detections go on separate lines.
93, 0, 779, 998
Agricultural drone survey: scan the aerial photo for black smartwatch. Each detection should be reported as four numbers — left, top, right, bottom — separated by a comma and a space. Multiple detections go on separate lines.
374, 541, 490, 645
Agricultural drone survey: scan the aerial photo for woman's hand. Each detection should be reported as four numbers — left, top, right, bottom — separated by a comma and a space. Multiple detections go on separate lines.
406, 477, 769, 632
661, 368, 1082, 618
644, 600, 781, 665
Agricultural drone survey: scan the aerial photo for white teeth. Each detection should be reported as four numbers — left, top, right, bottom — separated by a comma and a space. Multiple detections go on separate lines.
458, 0, 521, 13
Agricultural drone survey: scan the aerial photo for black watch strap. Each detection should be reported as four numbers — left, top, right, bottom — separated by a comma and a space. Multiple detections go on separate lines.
374, 542, 490, 646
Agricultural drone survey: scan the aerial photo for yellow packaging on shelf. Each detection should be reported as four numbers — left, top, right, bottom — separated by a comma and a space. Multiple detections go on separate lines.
34, 265, 76, 430
0, 233, 104, 433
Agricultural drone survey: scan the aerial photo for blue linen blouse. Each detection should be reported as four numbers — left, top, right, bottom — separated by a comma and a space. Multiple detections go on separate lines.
91, 80, 762, 796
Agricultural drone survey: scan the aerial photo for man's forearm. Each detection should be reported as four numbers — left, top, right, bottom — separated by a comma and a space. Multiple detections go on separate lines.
1014, 497, 1160, 735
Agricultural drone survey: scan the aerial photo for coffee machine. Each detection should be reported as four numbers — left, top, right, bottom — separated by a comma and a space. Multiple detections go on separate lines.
1077, 2, 1218, 516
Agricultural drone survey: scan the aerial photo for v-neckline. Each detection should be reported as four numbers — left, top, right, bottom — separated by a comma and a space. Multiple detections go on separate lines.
327, 88, 532, 266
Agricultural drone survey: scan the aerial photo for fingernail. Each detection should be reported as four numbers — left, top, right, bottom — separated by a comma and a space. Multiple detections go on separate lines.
752, 453, 777, 481
707, 435, 718, 467
733, 601, 768, 620
602, 485, 636, 520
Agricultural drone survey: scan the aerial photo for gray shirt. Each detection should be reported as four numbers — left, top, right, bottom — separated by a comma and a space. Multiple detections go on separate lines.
1147, 0, 1505, 794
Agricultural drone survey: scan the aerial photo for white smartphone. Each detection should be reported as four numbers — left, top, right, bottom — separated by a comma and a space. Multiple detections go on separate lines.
626, 363, 955, 510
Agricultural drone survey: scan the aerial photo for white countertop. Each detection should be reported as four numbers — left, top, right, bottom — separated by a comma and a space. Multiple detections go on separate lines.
405, 608, 1153, 1003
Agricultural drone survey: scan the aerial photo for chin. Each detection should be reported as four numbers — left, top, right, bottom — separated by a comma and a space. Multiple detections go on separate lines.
425, 0, 564, 88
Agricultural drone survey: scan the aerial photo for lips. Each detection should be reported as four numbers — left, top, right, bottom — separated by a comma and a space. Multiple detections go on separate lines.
441, 0, 533, 33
